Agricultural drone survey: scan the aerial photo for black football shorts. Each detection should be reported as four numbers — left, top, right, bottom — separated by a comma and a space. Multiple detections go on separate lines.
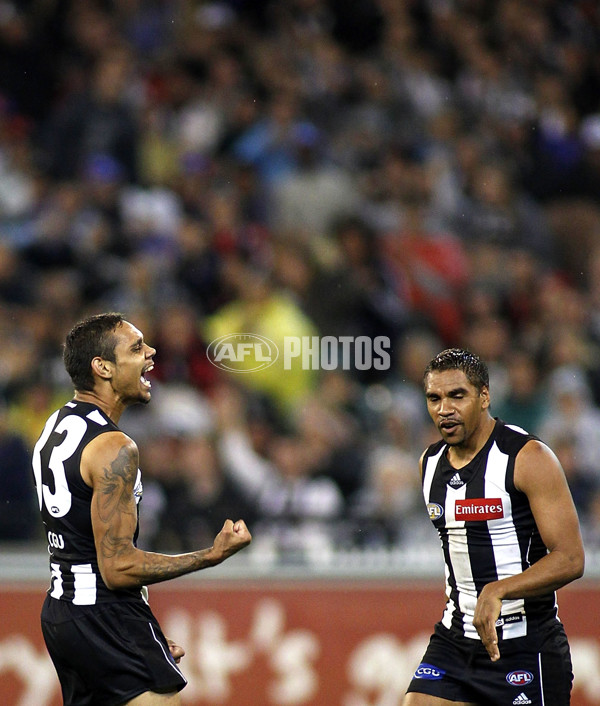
406, 621, 573, 706
41, 594, 187, 706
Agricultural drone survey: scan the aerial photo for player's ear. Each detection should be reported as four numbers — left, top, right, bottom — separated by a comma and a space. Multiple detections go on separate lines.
91, 356, 113, 380
480, 385, 490, 409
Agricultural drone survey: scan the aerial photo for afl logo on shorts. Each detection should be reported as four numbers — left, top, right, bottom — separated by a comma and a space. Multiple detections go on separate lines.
414, 663, 446, 680
207, 333, 279, 372
506, 670, 534, 686
427, 503, 444, 520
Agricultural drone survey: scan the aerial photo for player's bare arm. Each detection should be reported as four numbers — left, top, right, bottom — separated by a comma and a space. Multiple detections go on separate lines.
82, 432, 252, 591
473, 439, 584, 660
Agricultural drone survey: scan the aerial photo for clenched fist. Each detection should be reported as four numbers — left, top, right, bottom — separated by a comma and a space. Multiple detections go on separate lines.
211, 519, 252, 563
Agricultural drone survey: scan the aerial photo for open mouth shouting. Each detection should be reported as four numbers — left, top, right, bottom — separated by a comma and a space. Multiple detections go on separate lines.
140, 362, 154, 389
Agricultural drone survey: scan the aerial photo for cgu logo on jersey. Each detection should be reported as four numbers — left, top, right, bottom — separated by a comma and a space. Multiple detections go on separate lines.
207, 333, 279, 373
427, 503, 444, 520
47, 531, 64, 549
414, 663, 446, 680
506, 670, 534, 686
454, 498, 504, 521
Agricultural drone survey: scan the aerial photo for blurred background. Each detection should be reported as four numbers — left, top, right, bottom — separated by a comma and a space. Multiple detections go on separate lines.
1, 1, 600, 703
2, 0, 600, 564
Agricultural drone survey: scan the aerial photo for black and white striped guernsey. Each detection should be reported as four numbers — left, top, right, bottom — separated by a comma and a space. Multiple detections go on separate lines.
32, 400, 145, 606
422, 419, 559, 641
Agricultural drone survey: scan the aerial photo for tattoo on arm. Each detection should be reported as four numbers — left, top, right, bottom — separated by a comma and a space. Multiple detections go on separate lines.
93, 442, 223, 587
139, 552, 209, 583
95, 445, 138, 559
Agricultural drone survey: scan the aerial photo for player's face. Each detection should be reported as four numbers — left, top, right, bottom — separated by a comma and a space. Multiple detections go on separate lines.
111, 321, 156, 405
424, 369, 490, 447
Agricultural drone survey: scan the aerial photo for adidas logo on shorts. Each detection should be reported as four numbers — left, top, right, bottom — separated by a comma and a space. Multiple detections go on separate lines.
513, 693, 532, 705
449, 472, 464, 487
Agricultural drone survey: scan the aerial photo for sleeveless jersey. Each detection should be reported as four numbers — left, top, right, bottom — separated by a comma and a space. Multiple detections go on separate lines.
32, 400, 144, 605
421, 418, 558, 641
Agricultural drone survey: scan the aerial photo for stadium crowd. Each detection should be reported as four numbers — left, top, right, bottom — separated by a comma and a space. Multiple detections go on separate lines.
2, 0, 600, 564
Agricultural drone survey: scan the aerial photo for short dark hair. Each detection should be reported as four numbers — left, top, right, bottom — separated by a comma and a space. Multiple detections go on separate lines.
423, 348, 489, 392
64, 313, 125, 391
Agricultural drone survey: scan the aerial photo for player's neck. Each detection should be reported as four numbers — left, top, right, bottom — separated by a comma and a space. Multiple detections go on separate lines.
73, 389, 125, 424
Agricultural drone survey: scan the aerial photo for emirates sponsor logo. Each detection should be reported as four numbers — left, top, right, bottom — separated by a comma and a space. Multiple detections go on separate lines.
454, 498, 504, 521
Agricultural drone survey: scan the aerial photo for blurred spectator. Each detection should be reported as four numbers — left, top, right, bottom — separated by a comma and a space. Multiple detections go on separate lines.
551, 433, 598, 521
349, 445, 421, 549
78, 153, 131, 258
99, 253, 172, 313
461, 315, 511, 405
0, 402, 38, 541
537, 365, 600, 482
293, 372, 366, 501
493, 348, 546, 434
583, 488, 600, 551
253, 433, 345, 564
7, 379, 68, 449
205, 260, 319, 415
332, 216, 406, 345
378, 328, 443, 457
133, 435, 169, 551
160, 433, 257, 553
213, 381, 284, 506
213, 380, 344, 561
0, 243, 38, 305
272, 233, 396, 350
40, 46, 139, 181
524, 73, 585, 203
0, 5, 57, 120
382, 196, 470, 344
0, 110, 37, 220
150, 303, 219, 391
231, 92, 309, 186
272, 217, 406, 385
571, 114, 600, 203
270, 121, 361, 239
172, 217, 224, 314
120, 374, 214, 451
454, 160, 555, 263
135, 432, 182, 551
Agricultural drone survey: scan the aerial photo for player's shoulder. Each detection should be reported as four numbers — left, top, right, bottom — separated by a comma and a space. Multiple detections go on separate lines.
85, 429, 137, 456
423, 438, 446, 461
493, 418, 540, 456
82, 430, 139, 487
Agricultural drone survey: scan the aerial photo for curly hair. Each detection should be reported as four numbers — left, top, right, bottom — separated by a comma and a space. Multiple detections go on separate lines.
423, 348, 489, 392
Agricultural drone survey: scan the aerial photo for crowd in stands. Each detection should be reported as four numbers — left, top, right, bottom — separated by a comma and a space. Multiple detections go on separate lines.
2, 0, 600, 565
